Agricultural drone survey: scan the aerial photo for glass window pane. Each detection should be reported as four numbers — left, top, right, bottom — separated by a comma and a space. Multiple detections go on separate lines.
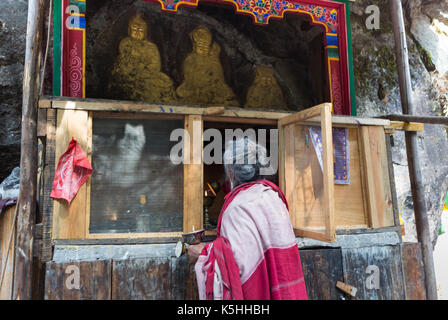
89, 118, 184, 234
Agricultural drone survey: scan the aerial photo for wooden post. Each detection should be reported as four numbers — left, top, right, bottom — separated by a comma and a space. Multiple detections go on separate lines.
389, 0, 438, 300
13, 0, 45, 300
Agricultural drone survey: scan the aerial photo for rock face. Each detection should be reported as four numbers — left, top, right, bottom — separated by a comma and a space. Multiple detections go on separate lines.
0, 0, 27, 182
350, 0, 448, 246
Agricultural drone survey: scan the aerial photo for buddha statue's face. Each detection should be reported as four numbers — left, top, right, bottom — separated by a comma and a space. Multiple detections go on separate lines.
256, 67, 275, 87
192, 27, 212, 56
128, 14, 147, 41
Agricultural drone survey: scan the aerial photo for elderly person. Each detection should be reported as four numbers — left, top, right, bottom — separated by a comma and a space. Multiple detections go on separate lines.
188, 137, 308, 300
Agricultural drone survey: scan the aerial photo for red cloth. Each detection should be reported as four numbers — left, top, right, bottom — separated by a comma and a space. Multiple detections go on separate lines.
50, 138, 92, 205
203, 180, 308, 300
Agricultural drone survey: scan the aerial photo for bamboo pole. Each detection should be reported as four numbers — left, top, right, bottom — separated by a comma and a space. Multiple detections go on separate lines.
13, 0, 45, 300
389, 0, 438, 300
380, 114, 448, 125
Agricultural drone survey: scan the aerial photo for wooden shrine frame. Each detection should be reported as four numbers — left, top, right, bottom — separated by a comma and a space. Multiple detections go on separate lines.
39, 97, 396, 243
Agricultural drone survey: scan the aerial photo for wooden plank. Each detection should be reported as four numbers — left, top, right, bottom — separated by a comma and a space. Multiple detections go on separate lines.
50, 98, 290, 120
278, 123, 285, 193
367, 127, 394, 228
170, 255, 199, 300
284, 124, 296, 223
279, 103, 330, 127
341, 245, 406, 300
85, 113, 92, 238
41, 97, 390, 126
52, 109, 89, 239
385, 121, 424, 132
385, 134, 401, 230
299, 248, 345, 300
321, 105, 336, 242
334, 128, 368, 227
37, 108, 47, 137
401, 243, 427, 300
44, 260, 112, 300
336, 281, 358, 297
0, 205, 16, 300
183, 115, 203, 233
41, 108, 56, 261
112, 258, 171, 300
360, 126, 380, 228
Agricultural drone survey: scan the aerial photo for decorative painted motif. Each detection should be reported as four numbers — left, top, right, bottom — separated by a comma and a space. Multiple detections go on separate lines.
62, 0, 86, 98
68, 43, 83, 97
151, 0, 338, 30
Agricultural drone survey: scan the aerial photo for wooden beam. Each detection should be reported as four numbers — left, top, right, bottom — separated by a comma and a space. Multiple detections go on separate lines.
321, 104, 336, 242
278, 103, 330, 127
183, 115, 203, 233
13, 0, 45, 300
385, 121, 424, 133
380, 114, 448, 125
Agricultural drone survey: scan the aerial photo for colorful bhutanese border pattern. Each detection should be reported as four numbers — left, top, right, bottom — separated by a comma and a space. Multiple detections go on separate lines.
60, 0, 86, 98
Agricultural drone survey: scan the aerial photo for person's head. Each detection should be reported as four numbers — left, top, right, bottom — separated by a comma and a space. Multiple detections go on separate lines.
223, 137, 269, 190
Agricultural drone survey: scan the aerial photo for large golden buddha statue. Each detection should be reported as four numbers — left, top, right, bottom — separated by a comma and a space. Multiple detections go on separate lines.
245, 65, 288, 110
109, 13, 175, 103
176, 26, 238, 106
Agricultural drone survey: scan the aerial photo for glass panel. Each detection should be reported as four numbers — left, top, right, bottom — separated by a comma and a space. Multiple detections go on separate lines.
89, 118, 184, 234
292, 123, 327, 234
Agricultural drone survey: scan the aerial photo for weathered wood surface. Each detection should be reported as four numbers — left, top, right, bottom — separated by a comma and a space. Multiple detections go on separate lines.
41, 108, 56, 261
39, 97, 390, 126
341, 245, 405, 300
299, 248, 344, 300
401, 243, 426, 300
112, 256, 197, 300
44, 256, 197, 300
14, 0, 45, 300
44, 260, 112, 300
0, 205, 16, 299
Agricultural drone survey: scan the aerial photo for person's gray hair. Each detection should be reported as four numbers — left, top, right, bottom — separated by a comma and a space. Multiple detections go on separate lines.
223, 137, 268, 189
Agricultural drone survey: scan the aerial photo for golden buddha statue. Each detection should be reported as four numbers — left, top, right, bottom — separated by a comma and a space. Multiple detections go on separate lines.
109, 13, 175, 103
245, 65, 288, 110
176, 26, 238, 106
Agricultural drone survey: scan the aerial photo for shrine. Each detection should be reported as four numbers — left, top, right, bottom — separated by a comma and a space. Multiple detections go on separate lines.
1, 0, 437, 301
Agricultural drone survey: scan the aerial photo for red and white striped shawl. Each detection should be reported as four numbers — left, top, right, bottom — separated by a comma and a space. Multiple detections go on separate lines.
195, 180, 308, 300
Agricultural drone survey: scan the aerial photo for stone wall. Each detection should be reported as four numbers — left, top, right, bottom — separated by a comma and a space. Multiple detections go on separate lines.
350, 0, 448, 245
0, 0, 27, 182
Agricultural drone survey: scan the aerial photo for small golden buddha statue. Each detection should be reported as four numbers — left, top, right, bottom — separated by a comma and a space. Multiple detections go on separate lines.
109, 13, 175, 103
245, 65, 288, 110
176, 26, 238, 106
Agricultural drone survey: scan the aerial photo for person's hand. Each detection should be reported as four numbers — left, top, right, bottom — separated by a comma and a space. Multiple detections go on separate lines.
187, 243, 205, 265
